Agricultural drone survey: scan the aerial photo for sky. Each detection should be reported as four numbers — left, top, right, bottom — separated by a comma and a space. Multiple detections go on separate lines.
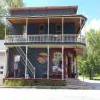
23, 0, 100, 32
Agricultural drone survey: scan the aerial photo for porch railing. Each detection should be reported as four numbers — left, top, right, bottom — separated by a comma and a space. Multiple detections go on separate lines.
5, 34, 86, 44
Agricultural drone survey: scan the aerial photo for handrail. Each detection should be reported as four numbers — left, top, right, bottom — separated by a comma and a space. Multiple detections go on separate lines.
16, 47, 35, 78
5, 34, 86, 44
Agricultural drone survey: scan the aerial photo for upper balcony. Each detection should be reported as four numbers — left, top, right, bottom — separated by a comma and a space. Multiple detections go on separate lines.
5, 15, 86, 46
5, 34, 86, 46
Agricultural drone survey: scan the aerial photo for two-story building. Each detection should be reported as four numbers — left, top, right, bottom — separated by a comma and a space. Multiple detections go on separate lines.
5, 6, 86, 80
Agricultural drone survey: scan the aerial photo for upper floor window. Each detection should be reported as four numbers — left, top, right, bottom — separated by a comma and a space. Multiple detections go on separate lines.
0, 66, 3, 69
0, 71, 3, 74
64, 23, 75, 34
56, 24, 62, 34
39, 24, 45, 34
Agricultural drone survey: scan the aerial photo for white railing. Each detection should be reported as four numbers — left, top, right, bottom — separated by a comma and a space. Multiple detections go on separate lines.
5, 34, 86, 44
16, 47, 35, 78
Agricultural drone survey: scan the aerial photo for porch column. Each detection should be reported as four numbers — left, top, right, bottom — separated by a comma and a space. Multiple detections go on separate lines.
48, 17, 49, 36
6, 49, 9, 78
74, 56, 77, 78
62, 46, 64, 80
25, 18, 28, 78
61, 17, 64, 80
5, 18, 7, 77
47, 17, 50, 79
70, 54, 73, 77
24, 18, 28, 42
47, 46, 50, 79
25, 46, 28, 78
62, 17, 64, 42
76, 56, 78, 78
78, 17, 82, 34
25, 18, 28, 35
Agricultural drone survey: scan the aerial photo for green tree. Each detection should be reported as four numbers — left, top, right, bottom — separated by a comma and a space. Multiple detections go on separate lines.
0, 0, 24, 39
6, 0, 24, 8
78, 29, 100, 79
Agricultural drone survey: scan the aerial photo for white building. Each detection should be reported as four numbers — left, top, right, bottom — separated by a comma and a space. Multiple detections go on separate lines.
0, 40, 6, 79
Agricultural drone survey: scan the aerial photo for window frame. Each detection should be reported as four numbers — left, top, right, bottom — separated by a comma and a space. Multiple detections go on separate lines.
39, 24, 45, 34
55, 24, 62, 34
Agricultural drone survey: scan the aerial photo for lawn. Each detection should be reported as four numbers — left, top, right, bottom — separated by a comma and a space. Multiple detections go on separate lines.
79, 75, 100, 81
93, 75, 100, 80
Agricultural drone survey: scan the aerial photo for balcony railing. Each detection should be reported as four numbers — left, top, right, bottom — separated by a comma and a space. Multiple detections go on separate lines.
5, 34, 86, 44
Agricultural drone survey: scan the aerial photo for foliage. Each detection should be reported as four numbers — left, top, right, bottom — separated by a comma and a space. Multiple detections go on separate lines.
4, 79, 66, 87
78, 29, 100, 79
0, 0, 24, 39
5, 0, 24, 8
0, 22, 5, 39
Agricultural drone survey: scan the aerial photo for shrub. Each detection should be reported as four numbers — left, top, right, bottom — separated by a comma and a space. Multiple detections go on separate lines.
4, 79, 66, 87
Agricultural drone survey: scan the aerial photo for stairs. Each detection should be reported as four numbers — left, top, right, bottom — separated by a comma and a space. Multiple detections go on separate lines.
16, 47, 35, 78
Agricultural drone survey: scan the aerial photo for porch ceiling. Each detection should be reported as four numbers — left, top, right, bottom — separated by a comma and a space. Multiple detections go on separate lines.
8, 16, 85, 26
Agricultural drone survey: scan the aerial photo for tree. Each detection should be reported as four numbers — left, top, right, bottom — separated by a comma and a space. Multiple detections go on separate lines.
0, 0, 24, 39
78, 29, 100, 79
6, 0, 24, 8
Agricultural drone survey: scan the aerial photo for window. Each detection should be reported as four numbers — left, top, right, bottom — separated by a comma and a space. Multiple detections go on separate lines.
52, 52, 62, 72
56, 24, 62, 34
53, 52, 62, 66
39, 24, 45, 34
0, 66, 3, 69
0, 71, 3, 74
64, 23, 75, 34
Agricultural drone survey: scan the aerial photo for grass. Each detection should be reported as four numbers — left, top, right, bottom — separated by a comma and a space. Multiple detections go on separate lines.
93, 75, 100, 80
4, 79, 66, 87
79, 75, 100, 81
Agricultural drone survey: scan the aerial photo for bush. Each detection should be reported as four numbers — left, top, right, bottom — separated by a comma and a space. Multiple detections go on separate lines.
4, 79, 66, 87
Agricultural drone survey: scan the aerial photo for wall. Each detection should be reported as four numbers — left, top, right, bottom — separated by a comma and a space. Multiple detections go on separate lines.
10, 23, 76, 35
0, 52, 6, 78
28, 48, 47, 78
7, 47, 25, 78
10, 9, 76, 17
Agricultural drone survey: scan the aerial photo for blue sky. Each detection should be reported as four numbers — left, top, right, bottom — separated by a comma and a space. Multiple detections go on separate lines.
24, 0, 100, 31
23, 0, 100, 31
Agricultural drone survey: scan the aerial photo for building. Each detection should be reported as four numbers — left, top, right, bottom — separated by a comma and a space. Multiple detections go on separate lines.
5, 6, 86, 80
0, 40, 7, 79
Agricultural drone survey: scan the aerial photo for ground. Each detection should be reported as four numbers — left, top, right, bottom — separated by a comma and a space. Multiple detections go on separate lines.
78, 77, 100, 90
0, 78, 100, 89
0, 89, 100, 100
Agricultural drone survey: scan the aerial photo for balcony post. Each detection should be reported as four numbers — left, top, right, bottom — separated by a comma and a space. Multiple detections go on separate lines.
62, 46, 64, 80
74, 56, 77, 78
48, 17, 49, 39
25, 45, 28, 78
47, 17, 50, 79
25, 18, 28, 42
25, 18, 28, 78
62, 17, 64, 42
47, 46, 50, 79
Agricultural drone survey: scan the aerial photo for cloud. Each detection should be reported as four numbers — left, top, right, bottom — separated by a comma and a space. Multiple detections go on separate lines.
82, 19, 100, 34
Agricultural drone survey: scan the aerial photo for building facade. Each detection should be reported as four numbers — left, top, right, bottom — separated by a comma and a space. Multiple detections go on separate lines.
5, 6, 86, 80
0, 40, 7, 79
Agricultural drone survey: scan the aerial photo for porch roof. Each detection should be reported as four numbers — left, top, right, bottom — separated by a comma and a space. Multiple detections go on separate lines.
7, 14, 87, 24
9, 6, 78, 13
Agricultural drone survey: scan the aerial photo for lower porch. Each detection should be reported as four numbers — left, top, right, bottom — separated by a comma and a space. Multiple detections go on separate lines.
6, 46, 79, 80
